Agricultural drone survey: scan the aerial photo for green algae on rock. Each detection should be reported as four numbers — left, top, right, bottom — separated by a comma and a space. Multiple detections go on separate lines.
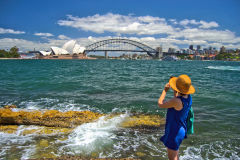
120, 114, 165, 129
0, 107, 103, 128
28, 156, 141, 160
0, 125, 74, 135
0, 106, 165, 130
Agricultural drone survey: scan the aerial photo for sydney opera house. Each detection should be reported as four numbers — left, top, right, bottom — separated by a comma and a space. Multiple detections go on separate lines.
38, 40, 93, 59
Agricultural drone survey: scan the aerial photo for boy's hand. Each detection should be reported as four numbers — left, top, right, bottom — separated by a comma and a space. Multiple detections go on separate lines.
164, 83, 171, 92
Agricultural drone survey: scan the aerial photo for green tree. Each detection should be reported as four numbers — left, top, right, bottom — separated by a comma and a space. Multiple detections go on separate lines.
0, 49, 8, 57
0, 47, 20, 58
215, 53, 232, 60
9, 46, 20, 58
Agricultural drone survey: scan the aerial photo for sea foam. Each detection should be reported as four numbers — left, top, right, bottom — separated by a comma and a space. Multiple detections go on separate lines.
207, 66, 240, 71
180, 140, 240, 160
59, 113, 129, 155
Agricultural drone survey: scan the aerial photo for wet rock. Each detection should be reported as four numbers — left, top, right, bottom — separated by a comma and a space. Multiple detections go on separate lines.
136, 152, 146, 157
3, 105, 17, 109
0, 107, 165, 130
28, 156, 141, 160
120, 114, 165, 129
0, 108, 103, 128
39, 139, 49, 147
0, 125, 74, 135
0, 125, 18, 134
91, 152, 98, 158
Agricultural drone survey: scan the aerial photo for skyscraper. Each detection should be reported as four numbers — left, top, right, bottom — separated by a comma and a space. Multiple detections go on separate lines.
220, 46, 226, 54
168, 48, 175, 53
189, 45, 194, 50
197, 45, 201, 50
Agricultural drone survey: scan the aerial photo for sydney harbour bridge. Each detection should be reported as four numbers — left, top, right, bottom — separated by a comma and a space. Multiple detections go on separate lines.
84, 38, 160, 58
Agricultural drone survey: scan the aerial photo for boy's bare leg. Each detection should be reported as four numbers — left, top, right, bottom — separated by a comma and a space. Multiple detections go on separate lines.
167, 148, 179, 160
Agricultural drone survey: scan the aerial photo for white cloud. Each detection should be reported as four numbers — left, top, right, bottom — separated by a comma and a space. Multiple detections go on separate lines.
199, 20, 219, 29
56, 13, 240, 47
1, 13, 240, 52
169, 28, 240, 44
179, 19, 218, 29
0, 38, 50, 51
1, 35, 240, 53
140, 37, 156, 41
58, 13, 175, 35
34, 32, 54, 37
0, 27, 25, 34
169, 19, 177, 24
179, 19, 198, 26
0, 37, 69, 51
58, 34, 70, 40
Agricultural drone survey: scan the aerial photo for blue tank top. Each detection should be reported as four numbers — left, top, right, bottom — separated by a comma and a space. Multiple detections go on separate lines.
160, 95, 192, 150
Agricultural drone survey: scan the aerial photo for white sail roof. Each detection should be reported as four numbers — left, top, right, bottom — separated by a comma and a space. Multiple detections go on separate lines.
51, 47, 69, 55
39, 51, 52, 56
48, 40, 85, 55
73, 44, 85, 54
79, 47, 85, 53
73, 44, 80, 54
62, 40, 76, 54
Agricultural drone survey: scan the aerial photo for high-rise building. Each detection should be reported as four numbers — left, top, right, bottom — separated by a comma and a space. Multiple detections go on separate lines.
186, 49, 193, 54
197, 45, 201, 50
189, 45, 194, 50
168, 48, 176, 53
220, 46, 226, 54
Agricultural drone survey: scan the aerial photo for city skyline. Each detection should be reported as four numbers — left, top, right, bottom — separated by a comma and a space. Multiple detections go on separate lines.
0, 0, 240, 52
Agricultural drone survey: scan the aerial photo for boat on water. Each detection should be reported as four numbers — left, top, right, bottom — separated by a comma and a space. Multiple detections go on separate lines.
162, 55, 179, 61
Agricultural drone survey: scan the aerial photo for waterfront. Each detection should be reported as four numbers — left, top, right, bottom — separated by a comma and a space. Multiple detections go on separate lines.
0, 60, 240, 159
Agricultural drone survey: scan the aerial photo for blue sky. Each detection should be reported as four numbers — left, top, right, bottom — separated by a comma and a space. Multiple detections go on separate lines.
0, 0, 240, 52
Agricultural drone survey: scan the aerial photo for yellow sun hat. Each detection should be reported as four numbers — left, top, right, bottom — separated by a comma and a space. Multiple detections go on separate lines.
169, 74, 195, 94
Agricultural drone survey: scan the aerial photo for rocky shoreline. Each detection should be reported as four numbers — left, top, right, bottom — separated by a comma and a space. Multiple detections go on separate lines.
0, 105, 165, 159
0, 105, 165, 133
29, 156, 140, 160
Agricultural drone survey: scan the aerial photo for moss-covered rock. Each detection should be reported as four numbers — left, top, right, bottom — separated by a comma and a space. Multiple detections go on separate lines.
136, 152, 146, 157
3, 105, 17, 109
0, 107, 103, 128
0, 125, 74, 135
0, 125, 18, 134
39, 139, 49, 147
0, 106, 165, 131
121, 114, 165, 129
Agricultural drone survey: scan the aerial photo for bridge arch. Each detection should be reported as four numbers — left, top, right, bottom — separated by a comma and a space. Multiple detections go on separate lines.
84, 38, 158, 57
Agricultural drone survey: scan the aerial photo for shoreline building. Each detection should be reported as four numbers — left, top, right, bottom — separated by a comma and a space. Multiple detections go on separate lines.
38, 40, 88, 59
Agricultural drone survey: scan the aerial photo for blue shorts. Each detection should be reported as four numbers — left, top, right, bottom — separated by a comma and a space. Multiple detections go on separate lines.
160, 127, 186, 150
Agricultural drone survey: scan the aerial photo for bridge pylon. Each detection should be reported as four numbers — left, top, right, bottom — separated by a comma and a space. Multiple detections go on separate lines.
105, 51, 108, 59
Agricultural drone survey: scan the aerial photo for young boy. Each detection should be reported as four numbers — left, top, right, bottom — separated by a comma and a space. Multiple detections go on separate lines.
158, 74, 195, 160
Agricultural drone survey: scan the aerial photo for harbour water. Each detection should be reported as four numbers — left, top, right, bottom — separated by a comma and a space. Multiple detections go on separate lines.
0, 59, 239, 159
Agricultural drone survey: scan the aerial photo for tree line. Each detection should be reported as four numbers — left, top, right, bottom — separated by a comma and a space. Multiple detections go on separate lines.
215, 52, 239, 60
0, 46, 20, 58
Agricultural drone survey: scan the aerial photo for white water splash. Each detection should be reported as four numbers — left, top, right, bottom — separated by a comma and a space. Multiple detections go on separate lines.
207, 66, 240, 71
20, 145, 36, 160
180, 140, 240, 160
18, 98, 102, 113
59, 113, 129, 155
0, 131, 35, 160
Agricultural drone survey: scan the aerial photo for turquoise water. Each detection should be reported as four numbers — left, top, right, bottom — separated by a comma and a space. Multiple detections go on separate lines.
0, 59, 240, 159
